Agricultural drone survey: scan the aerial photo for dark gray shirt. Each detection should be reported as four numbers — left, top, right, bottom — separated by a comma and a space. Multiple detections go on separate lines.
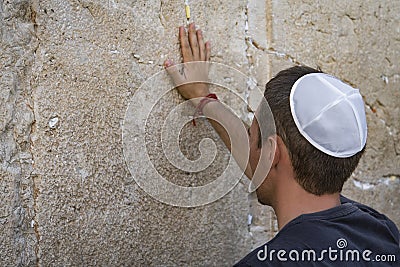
234, 196, 400, 266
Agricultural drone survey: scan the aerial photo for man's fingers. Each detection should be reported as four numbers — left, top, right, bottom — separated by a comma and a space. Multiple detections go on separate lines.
197, 29, 205, 61
188, 23, 200, 60
180, 24, 209, 62
179, 26, 193, 61
205, 41, 211, 61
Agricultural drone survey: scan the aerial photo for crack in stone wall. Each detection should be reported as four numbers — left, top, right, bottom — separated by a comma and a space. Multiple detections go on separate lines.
352, 175, 400, 190
28, 2, 41, 266
247, 38, 303, 66
244, 0, 280, 250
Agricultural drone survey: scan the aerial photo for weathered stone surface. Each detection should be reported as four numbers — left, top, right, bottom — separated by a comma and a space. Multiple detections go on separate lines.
270, 0, 400, 180
1, 0, 38, 265
245, 0, 400, 247
343, 175, 400, 226
1, 0, 399, 265
270, 0, 400, 225
30, 0, 251, 265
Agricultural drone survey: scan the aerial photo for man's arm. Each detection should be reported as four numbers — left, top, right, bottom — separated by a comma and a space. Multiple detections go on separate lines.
164, 23, 253, 179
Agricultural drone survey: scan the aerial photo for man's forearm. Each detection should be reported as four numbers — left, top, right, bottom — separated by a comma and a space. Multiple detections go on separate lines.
201, 100, 253, 179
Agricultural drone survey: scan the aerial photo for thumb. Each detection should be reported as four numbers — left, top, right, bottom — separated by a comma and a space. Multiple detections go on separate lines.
164, 59, 178, 72
164, 59, 183, 85
164, 59, 173, 69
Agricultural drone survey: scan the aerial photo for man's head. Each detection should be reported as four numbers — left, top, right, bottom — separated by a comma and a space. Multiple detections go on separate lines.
252, 66, 365, 204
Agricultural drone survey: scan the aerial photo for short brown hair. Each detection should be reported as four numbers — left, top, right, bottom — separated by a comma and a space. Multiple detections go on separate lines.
259, 66, 365, 195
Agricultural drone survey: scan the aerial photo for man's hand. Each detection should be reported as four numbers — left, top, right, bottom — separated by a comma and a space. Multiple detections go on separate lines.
164, 23, 211, 101
164, 22, 254, 180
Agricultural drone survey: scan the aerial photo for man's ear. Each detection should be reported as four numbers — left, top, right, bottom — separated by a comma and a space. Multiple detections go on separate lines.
270, 135, 282, 168
260, 135, 278, 168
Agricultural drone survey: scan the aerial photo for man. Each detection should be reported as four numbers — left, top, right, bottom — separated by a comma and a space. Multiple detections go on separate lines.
164, 23, 400, 266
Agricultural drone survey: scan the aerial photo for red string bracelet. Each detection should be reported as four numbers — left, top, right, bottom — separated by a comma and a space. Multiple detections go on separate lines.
192, 93, 218, 126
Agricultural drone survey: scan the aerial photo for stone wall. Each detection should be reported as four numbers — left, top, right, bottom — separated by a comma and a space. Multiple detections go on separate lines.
0, 0, 398, 266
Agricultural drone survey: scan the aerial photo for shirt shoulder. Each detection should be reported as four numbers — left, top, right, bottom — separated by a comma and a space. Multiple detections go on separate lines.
234, 196, 400, 266
340, 195, 400, 243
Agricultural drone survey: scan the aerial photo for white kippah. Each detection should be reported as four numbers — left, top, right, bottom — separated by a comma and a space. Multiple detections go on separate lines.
290, 73, 367, 158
